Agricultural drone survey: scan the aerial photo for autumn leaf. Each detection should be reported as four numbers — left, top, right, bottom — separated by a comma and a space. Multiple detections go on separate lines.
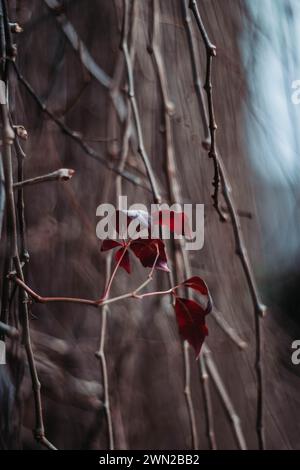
174, 297, 208, 358
130, 238, 169, 272
180, 276, 212, 313
100, 237, 169, 273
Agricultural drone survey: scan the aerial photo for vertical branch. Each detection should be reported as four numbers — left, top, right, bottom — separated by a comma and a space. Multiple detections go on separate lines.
14, 136, 28, 262
181, 0, 209, 145
188, 0, 226, 222
182, 341, 198, 449
199, 353, 217, 449
95, 254, 114, 450
188, 0, 265, 449
0, 1, 56, 448
149, 0, 249, 450
148, 0, 200, 449
203, 345, 247, 450
0, 138, 4, 234
0, 82, 56, 450
95, 8, 139, 441
120, 0, 161, 205
116, 104, 131, 199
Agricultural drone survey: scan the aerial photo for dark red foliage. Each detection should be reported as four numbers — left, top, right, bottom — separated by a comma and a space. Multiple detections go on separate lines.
172, 276, 212, 357
174, 297, 208, 358
130, 238, 169, 272
181, 276, 212, 313
101, 212, 211, 356
100, 238, 169, 273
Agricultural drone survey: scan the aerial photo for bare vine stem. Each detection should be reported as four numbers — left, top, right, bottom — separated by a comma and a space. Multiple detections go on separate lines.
188, 0, 265, 449
147, 0, 199, 450
11, 61, 149, 191
188, 0, 226, 221
9, 269, 175, 309
13, 168, 75, 189
120, 0, 161, 205
203, 345, 247, 450
0, 77, 56, 450
93, 4, 139, 448
211, 309, 247, 350
43, 0, 128, 124
95, 255, 114, 450
148, 0, 249, 449
181, 0, 209, 144
199, 353, 216, 449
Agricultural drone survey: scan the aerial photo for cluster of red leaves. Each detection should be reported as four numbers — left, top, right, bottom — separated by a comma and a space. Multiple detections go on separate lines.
101, 210, 211, 358
101, 238, 169, 273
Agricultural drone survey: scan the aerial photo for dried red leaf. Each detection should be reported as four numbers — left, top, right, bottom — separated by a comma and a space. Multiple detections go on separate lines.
181, 276, 212, 313
174, 297, 208, 358
115, 247, 131, 274
130, 238, 169, 272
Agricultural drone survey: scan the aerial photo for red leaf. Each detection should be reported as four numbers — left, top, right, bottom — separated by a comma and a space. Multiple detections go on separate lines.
101, 239, 122, 251
174, 297, 208, 358
115, 247, 131, 274
178, 276, 212, 314
182, 276, 209, 295
130, 238, 169, 272
152, 210, 192, 237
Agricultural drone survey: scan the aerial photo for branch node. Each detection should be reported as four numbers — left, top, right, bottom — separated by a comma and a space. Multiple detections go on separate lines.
9, 22, 23, 34
13, 125, 28, 140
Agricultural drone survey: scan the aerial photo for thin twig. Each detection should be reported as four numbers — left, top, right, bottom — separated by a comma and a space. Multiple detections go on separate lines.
181, 0, 209, 145
116, 103, 131, 199
93, 11, 140, 448
13, 168, 75, 189
95, 255, 114, 450
0, 149, 5, 234
13, 132, 28, 262
203, 345, 247, 450
120, 0, 161, 204
9, 268, 173, 308
147, 1, 199, 449
199, 353, 217, 449
188, 0, 265, 449
188, 0, 226, 221
43, 0, 128, 124
211, 309, 248, 350
11, 61, 150, 191
0, 78, 56, 450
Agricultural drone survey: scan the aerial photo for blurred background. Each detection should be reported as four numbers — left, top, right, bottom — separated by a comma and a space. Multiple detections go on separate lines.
1, 0, 300, 450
